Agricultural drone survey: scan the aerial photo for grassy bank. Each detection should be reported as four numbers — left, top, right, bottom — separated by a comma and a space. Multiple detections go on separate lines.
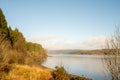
0, 64, 91, 80
0, 64, 53, 80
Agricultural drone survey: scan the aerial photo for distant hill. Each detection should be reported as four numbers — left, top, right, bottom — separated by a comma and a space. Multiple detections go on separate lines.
48, 49, 104, 55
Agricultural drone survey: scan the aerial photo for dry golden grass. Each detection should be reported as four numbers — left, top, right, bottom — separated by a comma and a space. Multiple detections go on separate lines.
5, 64, 53, 80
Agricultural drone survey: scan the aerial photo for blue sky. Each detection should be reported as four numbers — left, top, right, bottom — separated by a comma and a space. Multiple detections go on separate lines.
0, 0, 120, 50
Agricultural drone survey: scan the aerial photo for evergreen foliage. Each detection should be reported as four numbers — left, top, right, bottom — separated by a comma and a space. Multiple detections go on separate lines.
0, 8, 47, 66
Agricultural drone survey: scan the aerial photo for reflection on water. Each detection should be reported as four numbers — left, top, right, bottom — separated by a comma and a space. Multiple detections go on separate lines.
43, 53, 111, 80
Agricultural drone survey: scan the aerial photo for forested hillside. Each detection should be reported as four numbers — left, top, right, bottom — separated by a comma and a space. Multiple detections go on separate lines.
0, 8, 47, 66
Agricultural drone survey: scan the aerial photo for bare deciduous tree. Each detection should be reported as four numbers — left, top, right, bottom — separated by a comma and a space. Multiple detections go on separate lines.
103, 27, 120, 80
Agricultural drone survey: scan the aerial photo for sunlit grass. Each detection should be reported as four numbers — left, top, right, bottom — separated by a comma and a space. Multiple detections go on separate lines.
5, 64, 53, 80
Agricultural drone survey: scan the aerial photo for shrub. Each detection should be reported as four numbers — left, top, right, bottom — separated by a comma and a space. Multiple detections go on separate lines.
52, 66, 91, 80
0, 63, 13, 79
52, 66, 69, 80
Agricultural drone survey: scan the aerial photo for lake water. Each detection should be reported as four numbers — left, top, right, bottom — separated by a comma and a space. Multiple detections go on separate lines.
43, 53, 111, 80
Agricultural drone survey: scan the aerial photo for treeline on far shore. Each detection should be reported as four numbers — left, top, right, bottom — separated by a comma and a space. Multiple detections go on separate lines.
48, 49, 111, 55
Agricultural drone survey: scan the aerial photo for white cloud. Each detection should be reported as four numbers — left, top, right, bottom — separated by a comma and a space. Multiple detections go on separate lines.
79, 36, 107, 49
26, 35, 107, 50
26, 35, 57, 43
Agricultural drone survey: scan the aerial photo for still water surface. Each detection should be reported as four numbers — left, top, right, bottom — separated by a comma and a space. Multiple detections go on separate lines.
43, 53, 111, 80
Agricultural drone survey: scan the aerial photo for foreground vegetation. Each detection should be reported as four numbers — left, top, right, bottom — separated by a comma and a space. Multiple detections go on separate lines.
0, 64, 91, 80
103, 28, 120, 80
0, 64, 52, 80
52, 66, 91, 80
